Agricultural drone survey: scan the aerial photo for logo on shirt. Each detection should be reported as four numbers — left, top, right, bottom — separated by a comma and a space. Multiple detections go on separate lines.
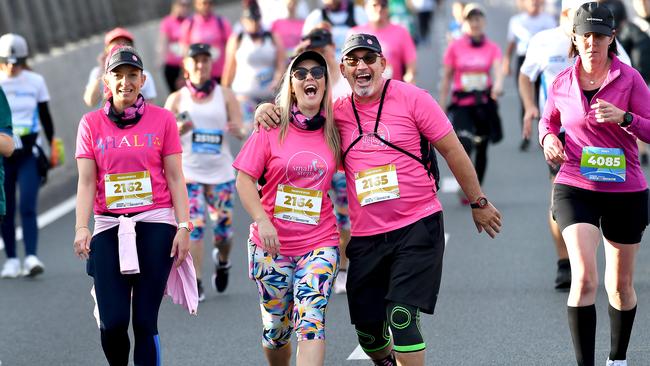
286, 151, 329, 189
350, 121, 391, 154
95, 134, 162, 155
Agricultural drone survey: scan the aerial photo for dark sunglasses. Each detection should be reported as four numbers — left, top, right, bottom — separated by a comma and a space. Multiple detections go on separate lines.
291, 66, 326, 80
343, 52, 380, 67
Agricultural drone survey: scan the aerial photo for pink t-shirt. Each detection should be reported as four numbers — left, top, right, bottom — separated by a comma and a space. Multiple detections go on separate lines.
443, 35, 502, 106
335, 80, 453, 236
271, 18, 305, 58
233, 124, 339, 256
75, 105, 183, 214
350, 23, 417, 82
539, 55, 650, 193
179, 14, 232, 78
160, 15, 187, 66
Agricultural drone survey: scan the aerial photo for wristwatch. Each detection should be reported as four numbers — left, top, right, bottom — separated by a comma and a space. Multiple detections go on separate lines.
620, 112, 633, 127
470, 197, 489, 209
177, 221, 194, 232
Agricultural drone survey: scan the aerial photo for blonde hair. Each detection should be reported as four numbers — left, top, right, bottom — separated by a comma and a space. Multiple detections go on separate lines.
275, 55, 341, 165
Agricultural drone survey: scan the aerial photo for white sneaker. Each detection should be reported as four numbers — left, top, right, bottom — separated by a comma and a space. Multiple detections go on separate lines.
334, 269, 347, 294
1, 258, 21, 278
607, 359, 627, 366
22, 255, 44, 277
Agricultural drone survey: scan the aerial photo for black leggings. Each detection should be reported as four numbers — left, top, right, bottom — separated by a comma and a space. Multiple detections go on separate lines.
87, 222, 175, 366
163, 64, 182, 93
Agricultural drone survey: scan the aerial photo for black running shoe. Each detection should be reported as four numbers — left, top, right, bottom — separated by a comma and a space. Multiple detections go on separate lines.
555, 259, 571, 291
519, 138, 530, 151
212, 261, 231, 293
197, 279, 205, 302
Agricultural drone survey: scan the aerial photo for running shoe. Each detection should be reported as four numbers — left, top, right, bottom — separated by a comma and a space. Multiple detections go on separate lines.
0, 258, 21, 278
22, 255, 44, 277
211, 248, 231, 293
555, 258, 571, 291
519, 138, 530, 151
334, 269, 347, 294
606, 360, 627, 366
197, 279, 205, 302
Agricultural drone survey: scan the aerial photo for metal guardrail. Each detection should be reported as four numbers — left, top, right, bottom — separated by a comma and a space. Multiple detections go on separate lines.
0, 0, 236, 56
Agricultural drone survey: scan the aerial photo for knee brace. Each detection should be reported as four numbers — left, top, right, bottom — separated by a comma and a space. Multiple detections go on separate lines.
354, 322, 391, 353
387, 301, 425, 353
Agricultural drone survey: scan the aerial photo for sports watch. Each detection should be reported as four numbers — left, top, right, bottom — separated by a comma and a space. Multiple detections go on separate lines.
620, 112, 633, 127
177, 221, 194, 232
470, 197, 489, 209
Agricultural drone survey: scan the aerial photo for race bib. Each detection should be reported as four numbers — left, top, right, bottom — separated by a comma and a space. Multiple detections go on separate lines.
460, 72, 488, 92
580, 146, 626, 182
355, 164, 400, 206
192, 128, 223, 154
104, 171, 153, 209
273, 184, 323, 225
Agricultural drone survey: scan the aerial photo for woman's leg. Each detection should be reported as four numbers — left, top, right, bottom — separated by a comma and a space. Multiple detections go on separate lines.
16, 153, 39, 256
293, 246, 339, 366
1, 157, 17, 259
473, 138, 488, 185
187, 183, 206, 292
207, 181, 235, 293
131, 223, 175, 366
563, 223, 601, 366
603, 238, 640, 362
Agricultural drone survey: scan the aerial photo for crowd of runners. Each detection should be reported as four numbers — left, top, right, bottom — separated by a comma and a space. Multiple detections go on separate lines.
1, 0, 650, 365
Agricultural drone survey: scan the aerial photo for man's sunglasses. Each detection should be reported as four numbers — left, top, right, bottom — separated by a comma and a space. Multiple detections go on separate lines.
291, 66, 326, 80
343, 53, 380, 67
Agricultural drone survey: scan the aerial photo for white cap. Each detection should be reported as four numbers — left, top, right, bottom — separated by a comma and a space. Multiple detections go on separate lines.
561, 0, 591, 10
0, 33, 28, 63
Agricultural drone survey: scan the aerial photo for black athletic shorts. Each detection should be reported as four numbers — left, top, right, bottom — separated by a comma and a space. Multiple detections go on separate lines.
346, 212, 445, 324
552, 184, 649, 244
548, 132, 566, 177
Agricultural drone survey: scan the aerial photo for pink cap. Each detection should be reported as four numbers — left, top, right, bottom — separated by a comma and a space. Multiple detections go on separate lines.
104, 27, 134, 46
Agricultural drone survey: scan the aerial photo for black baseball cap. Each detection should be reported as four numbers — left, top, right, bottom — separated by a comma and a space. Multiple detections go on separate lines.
574, 2, 615, 36
187, 43, 211, 58
302, 29, 334, 49
341, 33, 382, 57
105, 46, 144, 72
289, 50, 327, 71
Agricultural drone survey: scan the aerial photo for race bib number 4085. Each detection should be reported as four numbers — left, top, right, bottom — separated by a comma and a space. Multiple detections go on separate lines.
579, 146, 626, 183
104, 171, 153, 210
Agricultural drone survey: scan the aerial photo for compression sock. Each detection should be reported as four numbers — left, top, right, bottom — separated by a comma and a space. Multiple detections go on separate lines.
609, 304, 636, 361
568, 305, 596, 366
372, 351, 396, 366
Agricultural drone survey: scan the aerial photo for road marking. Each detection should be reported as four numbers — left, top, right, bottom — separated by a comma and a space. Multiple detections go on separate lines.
439, 176, 459, 193
0, 195, 76, 250
347, 345, 370, 360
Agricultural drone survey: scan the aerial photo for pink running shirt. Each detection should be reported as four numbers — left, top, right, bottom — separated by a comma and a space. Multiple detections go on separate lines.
179, 14, 232, 78
233, 124, 339, 256
443, 35, 502, 106
335, 80, 453, 236
271, 18, 305, 58
160, 15, 186, 67
350, 23, 417, 82
76, 105, 183, 214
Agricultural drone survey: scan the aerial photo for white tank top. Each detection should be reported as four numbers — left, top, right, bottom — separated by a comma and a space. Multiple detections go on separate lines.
230, 32, 277, 100
178, 85, 235, 184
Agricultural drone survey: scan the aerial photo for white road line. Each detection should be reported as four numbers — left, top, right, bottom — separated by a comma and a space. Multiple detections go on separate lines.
0, 195, 76, 250
440, 176, 460, 193
347, 345, 370, 360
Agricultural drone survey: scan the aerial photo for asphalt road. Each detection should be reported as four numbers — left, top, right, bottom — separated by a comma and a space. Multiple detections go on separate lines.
2, 1, 650, 365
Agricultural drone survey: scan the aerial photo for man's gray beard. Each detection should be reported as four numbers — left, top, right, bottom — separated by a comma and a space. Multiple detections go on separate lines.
354, 84, 374, 98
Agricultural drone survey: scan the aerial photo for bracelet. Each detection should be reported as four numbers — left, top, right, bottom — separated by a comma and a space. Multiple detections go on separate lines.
75, 225, 89, 233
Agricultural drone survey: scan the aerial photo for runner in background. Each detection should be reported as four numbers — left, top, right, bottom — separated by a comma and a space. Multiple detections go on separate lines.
222, 0, 285, 129
411, 0, 439, 45
439, 3, 504, 205
447, 1, 466, 41
158, 0, 193, 93
504, 0, 556, 151
351, 0, 417, 84
83, 28, 157, 108
387, 0, 418, 44
302, 0, 368, 59
260, 0, 310, 30
0, 33, 56, 278
179, 0, 233, 83
0, 87, 15, 224
271, 0, 307, 60
165, 43, 245, 301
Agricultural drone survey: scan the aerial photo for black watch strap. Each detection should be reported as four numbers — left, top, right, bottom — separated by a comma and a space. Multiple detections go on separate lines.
620, 112, 633, 127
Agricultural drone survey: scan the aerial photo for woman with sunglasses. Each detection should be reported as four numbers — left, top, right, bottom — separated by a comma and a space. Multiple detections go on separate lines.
234, 50, 340, 366
439, 3, 504, 205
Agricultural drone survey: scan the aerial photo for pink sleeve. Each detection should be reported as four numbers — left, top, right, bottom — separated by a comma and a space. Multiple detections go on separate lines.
232, 129, 271, 179
162, 112, 183, 156
624, 70, 650, 143
538, 82, 562, 145
412, 89, 453, 143
492, 42, 502, 62
75, 116, 95, 160
160, 18, 169, 36
442, 43, 455, 67
179, 19, 191, 46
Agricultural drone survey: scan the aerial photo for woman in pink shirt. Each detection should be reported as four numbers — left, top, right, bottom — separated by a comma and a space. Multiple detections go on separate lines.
233, 50, 340, 366
439, 3, 504, 204
73, 46, 192, 366
158, 0, 193, 92
540, 3, 650, 365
